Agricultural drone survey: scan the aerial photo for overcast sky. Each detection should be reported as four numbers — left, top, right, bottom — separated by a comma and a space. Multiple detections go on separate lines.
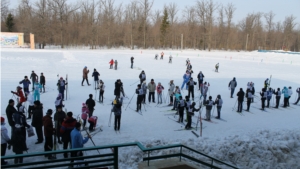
9, 0, 300, 24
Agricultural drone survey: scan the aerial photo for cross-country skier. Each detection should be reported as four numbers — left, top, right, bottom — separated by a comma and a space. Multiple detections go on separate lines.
99, 80, 105, 102
109, 59, 114, 69
293, 87, 300, 105
184, 96, 191, 122
266, 88, 273, 108
92, 69, 100, 89
228, 77, 237, 98
186, 62, 192, 70
197, 71, 205, 90
114, 60, 118, 70
245, 89, 253, 111
30, 71, 38, 91
42, 109, 55, 159
112, 97, 123, 131
114, 79, 123, 98
156, 82, 164, 104
186, 58, 190, 66
204, 96, 214, 120
168, 80, 175, 106
130, 56, 134, 69
142, 81, 147, 104
288, 86, 293, 106
169, 55, 172, 63
81, 103, 89, 130
54, 105, 66, 144
264, 78, 269, 90
273, 88, 281, 108
236, 88, 245, 112
82, 66, 91, 86
33, 80, 42, 101
214, 95, 223, 119
55, 93, 64, 109
160, 52, 164, 59
247, 82, 255, 102
260, 88, 267, 110
85, 94, 95, 117
57, 77, 67, 100
187, 78, 197, 101
147, 79, 156, 103
155, 54, 158, 60
201, 82, 209, 102
282, 86, 289, 107
185, 102, 200, 129
40, 73, 46, 93
172, 86, 181, 110
136, 84, 144, 112
177, 96, 185, 123
19, 76, 31, 95
139, 70, 146, 85
60, 112, 76, 158
215, 63, 219, 72
181, 70, 191, 90
11, 86, 26, 106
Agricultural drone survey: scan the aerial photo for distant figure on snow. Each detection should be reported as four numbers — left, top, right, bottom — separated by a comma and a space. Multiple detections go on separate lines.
215, 63, 219, 72
160, 52, 164, 60
109, 59, 114, 69
130, 57, 134, 69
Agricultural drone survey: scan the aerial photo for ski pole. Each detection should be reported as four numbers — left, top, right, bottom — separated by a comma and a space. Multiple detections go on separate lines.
232, 99, 237, 111
108, 109, 112, 127
84, 130, 100, 155
125, 91, 135, 111
130, 80, 139, 86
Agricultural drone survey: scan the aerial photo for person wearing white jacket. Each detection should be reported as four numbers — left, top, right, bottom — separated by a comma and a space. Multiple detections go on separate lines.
288, 86, 293, 106
26, 91, 34, 119
168, 80, 175, 106
1, 117, 11, 165
99, 80, 105, 102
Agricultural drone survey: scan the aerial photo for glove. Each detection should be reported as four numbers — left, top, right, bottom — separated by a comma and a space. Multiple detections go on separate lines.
11, 91, 14, 93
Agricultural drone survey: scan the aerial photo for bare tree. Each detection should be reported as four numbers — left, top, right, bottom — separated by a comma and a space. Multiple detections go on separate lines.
224, 3, 235, 50
167, 2, 178, 49
1, 0, 10, 22
183, 6, 197, 49
264, 11, 275, 49
138, 0, 153, 49
283, 15, 297, 50
217, 5, 224, 49
125, 1, 140, 49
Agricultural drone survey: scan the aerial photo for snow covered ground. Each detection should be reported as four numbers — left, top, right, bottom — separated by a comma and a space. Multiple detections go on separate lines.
1, 48, 300, 169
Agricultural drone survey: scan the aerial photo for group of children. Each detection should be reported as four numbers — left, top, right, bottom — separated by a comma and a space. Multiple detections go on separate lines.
109, 59, 118, 70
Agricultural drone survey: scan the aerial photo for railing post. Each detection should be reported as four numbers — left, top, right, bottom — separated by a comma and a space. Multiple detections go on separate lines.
211, 159, 214, 169
147, 151, 150, 166
180, 146, 182, 162
114, 147, 118, 169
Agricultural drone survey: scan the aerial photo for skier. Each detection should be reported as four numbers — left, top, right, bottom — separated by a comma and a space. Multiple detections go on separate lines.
1, 117, 11, 165
112, 97, 123, 131
293, 87, 300, 105
87, 116, 98, 132
40, 73, 46, 93
266, 88, 273, 108
60, 112, 76, 158
42, 109, 55, 159
99, 80, 105, 103
187, 77, 197, 101
57, 77, 67, 100
92, 69, 100, 90
197, 71, 205, 90
168, 80, 175, 106
288, 86, 293, 106
236, 88, 245, 112
154, 54, 158, 60
273, 88, 281, 108
204, 96, 214, 120
186, 62, 192, 71
260, 88, 267, 110
184, 96, 191, 122
264, 78, 269, 90
169, 55, 172, 63
160, 51, 164, 59
201, 82, 209, 102
82, 66, 91, 86
55, 93, 64, 109
54, 105, 66, 144
214, 95, 223, 119
19, 76, 31, 95
181, 70, 191, 90
5, 99, 16, 137
186, 58, 190, 66
228, 77, 237, 98
32, 100, 44, 144
30, 71, 38, 91
109, 59, 114, 69
33, 80, 42, 101
147, 79, 156, 103
136, 84, 144, 112
215, 63, 219, 72
114, 60, 118, 70
26, 91, 34, 119
141, 81, 147, 104
81, 103, 89, 130
185, 102, 200, 129
11, 86, 26, 106
245, 89, 253, 111
248, 82, 255, 102
177, 96, 185, 123
114, 79, 123, 98
85, 94, 95, 117
156, 82, 164, 104
282, 86, 289, 107
139, 70, 146, 85
172, 86, 181, 110
130, 56, 134, 69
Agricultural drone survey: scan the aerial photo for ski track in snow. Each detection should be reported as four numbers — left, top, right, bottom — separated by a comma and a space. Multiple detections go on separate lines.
1, 48, 300, 169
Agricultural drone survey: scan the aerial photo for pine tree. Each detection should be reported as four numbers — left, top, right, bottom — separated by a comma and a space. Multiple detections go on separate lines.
5, 13, 14, 32
160, 8, 170, 48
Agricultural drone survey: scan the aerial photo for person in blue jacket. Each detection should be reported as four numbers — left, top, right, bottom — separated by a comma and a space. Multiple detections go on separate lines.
19, 76, 31, 95
282, 86, 289, 107
181, 71, 191, 90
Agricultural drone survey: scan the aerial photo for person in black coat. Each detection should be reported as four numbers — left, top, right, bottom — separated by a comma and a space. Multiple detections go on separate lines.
187, 78, 197, 101
197, 71, 205, 90
236, 88, 245, 112
6, 99, 17, 137
114, 79, 123, 98
139, 71, 146, 85
85, 94, 95, 117
30, 71, 38, 91
92, 69, 100, 90
32, 100, 44, 144
40, 72, 46, 93
136, 84, 144, 112
131, 57, 134, 69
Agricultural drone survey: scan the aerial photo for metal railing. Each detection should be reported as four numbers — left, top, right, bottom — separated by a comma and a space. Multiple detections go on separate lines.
1, 142, 238, 169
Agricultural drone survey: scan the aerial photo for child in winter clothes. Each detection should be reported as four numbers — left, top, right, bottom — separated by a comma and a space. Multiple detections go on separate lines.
168, 80, 175, 106
109, 59, 114, 69
88, 116, 98, 132
81, 103, 89, 129
55, 93, 64, 109
99, 80, 105, 102
156, 83, 164, 104
33, 80, 42, 101
185, 102, 200, 129
214, 95, 223, 119
1, 117, 11, 165
11, 86, 26, 105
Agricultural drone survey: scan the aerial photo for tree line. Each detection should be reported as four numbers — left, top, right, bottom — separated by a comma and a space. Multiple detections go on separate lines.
1, 0, 299, 51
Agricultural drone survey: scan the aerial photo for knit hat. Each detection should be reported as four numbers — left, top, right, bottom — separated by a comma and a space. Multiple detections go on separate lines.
67, 112, 73, 117
82, 103, 86, 107
47, 109, 53, 115
34, 100, 41, 106
9, 99, 14, 104
1, 117, 4, 123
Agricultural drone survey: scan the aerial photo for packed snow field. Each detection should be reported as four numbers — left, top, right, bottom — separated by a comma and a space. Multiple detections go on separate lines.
1, 48, 300, 169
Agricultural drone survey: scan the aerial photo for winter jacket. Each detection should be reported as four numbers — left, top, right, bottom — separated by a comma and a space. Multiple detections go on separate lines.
228, 79, 237, 89
81, 106, 89, 120
83, 68, 89, 78
43, 114, 54, 137
187, 104, 200, 116
54, 111, 66, 128
237, 90, 245, 101
139, 73, 146, 81
136, 88, 144, 95
174, 93, 182, 102
85, 98, 95, 111
273, 90, 282, 97
6, 105, 17, 127
114, 81, 123, 96
60, 117, 76, 141
178, 99, 185, 111
30, 72, 38, 81
115, 60, 118, 66
12, 88, 26, 103
131, 57, 134, 63
99, 83, 105, 92
34, 82, 42, 93
215, 99, 223, 107
183, 73, 190, 82
205, 100, 214, 110
12, 111, 29, 129
19, 79, 31, 88
55, 93, 63, 107
40, 75, 46, 84
187, 80, 197, 89
201, 85, 208, 95
11, 129, 26, 154
113, 98, 123, 116
1, 123, 11, 144
70, 128, 89, 149
147, 82, 156, 92
282, 87, 289, 98
109, 59, 114, 65
288, 89, 293, 97
246, 91, 253, 99
156, 85, 164, 94
197, 73, 205, 81
88, 116, 98, 125
260, 91, 267, 99
142, 83, 147, 94
92, 71, 100, 81
27, 93, 34, 106
174, 88, 181, 94
32, 105, 43, 127
168, 83, 175, 96
57, 79, 67, 90
267, 90, 272, 99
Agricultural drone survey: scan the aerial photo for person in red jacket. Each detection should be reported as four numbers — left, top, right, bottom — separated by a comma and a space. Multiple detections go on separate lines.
109, 59, 114, 69
60, 112, 76, 158
11, 86, 26, 106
